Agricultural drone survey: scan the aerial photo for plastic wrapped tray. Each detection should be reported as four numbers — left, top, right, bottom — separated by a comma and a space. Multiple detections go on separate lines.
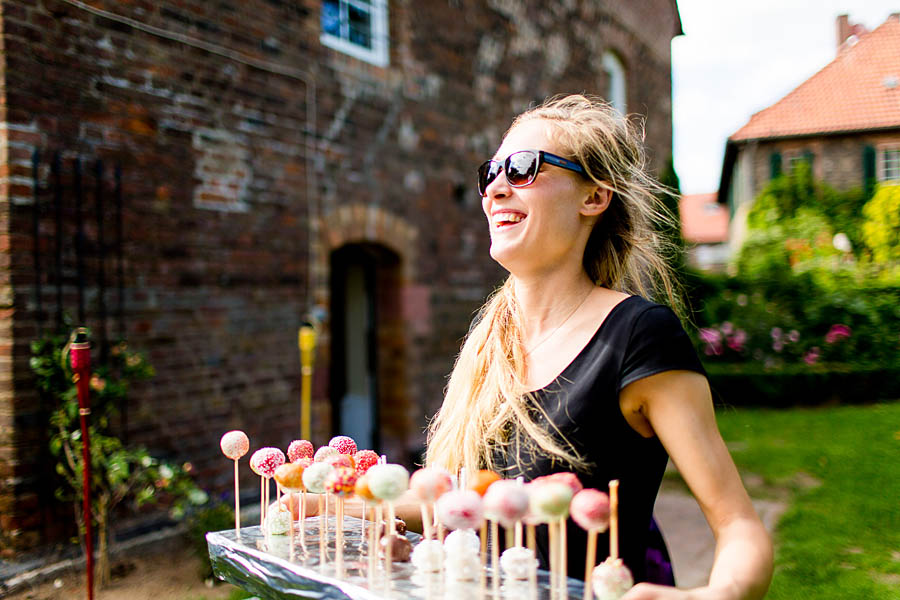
207, 515, 585, 599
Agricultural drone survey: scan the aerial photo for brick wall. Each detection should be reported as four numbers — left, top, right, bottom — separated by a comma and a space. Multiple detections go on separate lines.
0, 0, 679, 551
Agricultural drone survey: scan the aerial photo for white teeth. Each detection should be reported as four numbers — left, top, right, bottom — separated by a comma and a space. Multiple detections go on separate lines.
492, 213, 525, 226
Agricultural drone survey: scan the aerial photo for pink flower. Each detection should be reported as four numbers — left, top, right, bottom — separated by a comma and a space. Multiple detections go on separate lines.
773, 340, 784, 353
771, 327, 783, 341
720, 322, 734, 335
788, 330, 800, 343
726, 330, 747, 353
804, 347, 821, 365
699, 328, 723, 356
825, 324, 851, 344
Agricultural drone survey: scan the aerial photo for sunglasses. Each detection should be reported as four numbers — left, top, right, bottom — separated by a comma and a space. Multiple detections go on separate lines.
477, 149, 586, 196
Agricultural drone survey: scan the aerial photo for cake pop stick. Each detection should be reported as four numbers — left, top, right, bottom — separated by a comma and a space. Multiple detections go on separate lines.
560, 515, 568, 592
302, 461, 334, 567
274, 462, 306, 561
325, 465, 357, 576
468, 470, 500, 579
409, 467, 452, 540
250, 448, 285, 530
529, 481, 574, 598
354, 450, 378, 549
220, 431, 249, 533
570, 489, 611, 600
367, 463, 410, 580
591, 480, 633, 600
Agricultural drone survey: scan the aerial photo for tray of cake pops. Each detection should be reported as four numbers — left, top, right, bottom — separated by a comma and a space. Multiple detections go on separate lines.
210, 433, 634, 600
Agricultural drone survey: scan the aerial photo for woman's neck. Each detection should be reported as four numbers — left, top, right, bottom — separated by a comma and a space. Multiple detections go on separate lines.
512, 264, 597, 340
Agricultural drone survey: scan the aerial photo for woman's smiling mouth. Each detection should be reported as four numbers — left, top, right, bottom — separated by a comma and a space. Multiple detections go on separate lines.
491, 211, 527, 229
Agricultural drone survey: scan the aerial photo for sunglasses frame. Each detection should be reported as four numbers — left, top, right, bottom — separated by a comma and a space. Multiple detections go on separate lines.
477, 149, 586, 196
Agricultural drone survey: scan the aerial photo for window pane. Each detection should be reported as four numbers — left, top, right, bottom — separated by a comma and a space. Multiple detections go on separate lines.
348, 4, 372, 49
884, 149, 900, 181
322, 0, 342, 37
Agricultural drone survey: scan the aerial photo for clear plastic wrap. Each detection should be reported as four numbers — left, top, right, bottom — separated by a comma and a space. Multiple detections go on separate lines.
207, 515, 584, 599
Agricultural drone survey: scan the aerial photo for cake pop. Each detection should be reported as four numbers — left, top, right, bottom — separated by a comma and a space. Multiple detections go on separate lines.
328, 435, 358, 455
287, 439, 314, 463
324, 453, 355, 469
250, 447, 285, 528
354, 449, 379, 476
314, 445, 339, 462
274, 462, 305, 551
592, 559, 633, 600
367, 463, 410, 502
409, 467, 452, 540
528, 481, 573, 521
266, 507, 292, 535
572, 489, 611, 600
380, 533, 413, 562
500, 546, 538, 580
482, 479, 529, 528
468, 469, 501, 496
436, 490, 484, 531
411, 539, 445, 572
219, 430, 249, 532
533, 471, 583, 495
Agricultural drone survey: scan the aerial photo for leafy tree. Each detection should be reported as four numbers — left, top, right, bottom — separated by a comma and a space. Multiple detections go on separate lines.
861, 184, 900, 263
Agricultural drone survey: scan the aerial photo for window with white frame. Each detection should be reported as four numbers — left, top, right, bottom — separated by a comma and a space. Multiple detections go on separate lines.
602, 51, 626, 114
321, 0, 389, 67
882, 147, 900, 182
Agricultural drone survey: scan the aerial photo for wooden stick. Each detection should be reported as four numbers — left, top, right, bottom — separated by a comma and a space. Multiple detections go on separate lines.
505, 524, 513, 550
318, 494, 326, 566
491, 520, 500, 596
233, 459, 241, 532
559, 516, 568, 594
385, 502, 395, 582
610, 480, 619, 560
420, 503, 433, 540
548, 521, 558, 596
259, 477, 265, 528
324, 492, 330, 549
369, 504, 378, 584
336, 497, 345, 576
300, 491, 307, 551
583, 528, 598, 600
480, 520, 488, 591
515, 521, 523, 548
360, 500, 367, 551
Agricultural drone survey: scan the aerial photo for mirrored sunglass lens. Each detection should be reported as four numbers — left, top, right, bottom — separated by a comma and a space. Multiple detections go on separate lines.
505, 151, 539, 186
478, 161, 502, 194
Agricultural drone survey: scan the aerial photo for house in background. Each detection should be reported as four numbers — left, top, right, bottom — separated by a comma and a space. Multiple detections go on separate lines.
718, 13, 900, 247
679, 192, 730, 270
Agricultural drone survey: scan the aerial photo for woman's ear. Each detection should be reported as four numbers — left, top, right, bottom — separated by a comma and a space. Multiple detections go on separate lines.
580, 185, 612, 217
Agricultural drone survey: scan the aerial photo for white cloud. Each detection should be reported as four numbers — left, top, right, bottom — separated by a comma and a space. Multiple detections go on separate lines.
672, 1, 899, 194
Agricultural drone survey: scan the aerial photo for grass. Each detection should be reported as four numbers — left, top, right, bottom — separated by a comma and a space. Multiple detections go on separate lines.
714, 402, 900, 599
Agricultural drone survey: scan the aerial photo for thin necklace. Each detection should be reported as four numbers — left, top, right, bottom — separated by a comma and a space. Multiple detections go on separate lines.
524, 288, 593, 357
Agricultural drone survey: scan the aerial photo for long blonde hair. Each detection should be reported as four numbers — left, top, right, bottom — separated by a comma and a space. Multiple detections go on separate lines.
425, 94, 683, 475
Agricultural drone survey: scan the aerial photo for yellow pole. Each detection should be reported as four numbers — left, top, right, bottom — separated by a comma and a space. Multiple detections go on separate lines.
298, 323, 317, 441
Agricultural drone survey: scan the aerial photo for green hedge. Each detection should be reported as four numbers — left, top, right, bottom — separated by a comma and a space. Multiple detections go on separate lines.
706, 363, 900, 408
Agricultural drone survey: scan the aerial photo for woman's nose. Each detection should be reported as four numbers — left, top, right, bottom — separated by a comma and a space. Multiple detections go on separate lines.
485, 169, 511, 199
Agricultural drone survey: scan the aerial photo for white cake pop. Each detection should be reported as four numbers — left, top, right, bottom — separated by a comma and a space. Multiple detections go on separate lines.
266, 507, 292, 535
411, 539, 445, 572
500, 546, 538, 580
443, 528, 480, 554
444, 551, 482, 581
592, 558, 634, 600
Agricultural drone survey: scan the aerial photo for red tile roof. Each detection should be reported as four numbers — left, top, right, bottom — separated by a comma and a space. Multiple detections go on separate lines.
680, 193, 729, 244
731, 15, 900, 141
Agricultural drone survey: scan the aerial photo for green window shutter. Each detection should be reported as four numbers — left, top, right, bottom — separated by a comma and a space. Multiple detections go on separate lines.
863, 145, 876, 198
770, 152, 782, 179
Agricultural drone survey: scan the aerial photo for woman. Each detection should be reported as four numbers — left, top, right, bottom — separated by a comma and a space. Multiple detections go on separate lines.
423, 95, 772, 599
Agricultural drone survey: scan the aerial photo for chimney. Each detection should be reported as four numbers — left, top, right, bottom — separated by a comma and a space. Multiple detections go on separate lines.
836, 14, 852, 48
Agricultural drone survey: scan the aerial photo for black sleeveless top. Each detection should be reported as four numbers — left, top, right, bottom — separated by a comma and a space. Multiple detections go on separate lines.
491, 295, 706, 583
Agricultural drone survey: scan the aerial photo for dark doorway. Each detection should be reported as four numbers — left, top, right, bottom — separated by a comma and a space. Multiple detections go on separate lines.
329, 243, 401, 452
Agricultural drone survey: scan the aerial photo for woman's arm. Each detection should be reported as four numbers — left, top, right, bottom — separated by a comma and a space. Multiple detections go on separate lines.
280, 489, 424, 534
618, 370, 773, 600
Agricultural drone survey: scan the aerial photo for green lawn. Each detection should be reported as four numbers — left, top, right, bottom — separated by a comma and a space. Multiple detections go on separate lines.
715, 402, 900, 599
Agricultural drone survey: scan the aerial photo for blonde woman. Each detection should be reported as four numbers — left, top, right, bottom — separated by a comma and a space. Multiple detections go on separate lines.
424, 95, 772, 599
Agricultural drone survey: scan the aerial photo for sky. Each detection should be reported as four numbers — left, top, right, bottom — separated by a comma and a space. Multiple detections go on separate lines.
672, 1, 900, 195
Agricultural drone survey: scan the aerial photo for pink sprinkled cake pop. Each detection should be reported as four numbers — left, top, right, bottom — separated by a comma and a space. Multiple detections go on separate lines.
409, 467, 453, 503
436, 489, 484, 531
287, 439, 314, 463
483, 479, 529, 527
220, 430, 249, 460
570, 489, 611, 532
251, 447, 286, 477
325, 453, 355, 469
328, 435, 358, 455
354, 449, 378, 476
314, 445, 339, 462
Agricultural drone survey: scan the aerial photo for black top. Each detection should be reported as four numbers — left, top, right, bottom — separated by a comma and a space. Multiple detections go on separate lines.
491, 295, 706, 583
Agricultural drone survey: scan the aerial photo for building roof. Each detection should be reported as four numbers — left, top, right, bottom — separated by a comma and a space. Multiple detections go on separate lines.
730, 15, 900, 141
679, 193, 729, 244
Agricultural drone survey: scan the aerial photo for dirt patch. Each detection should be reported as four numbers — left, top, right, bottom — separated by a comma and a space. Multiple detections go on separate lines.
6, 543, 241, 600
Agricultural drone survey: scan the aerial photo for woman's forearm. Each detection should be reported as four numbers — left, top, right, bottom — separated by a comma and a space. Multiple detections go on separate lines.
706, 518, 773, 600
282, 491, 425, 534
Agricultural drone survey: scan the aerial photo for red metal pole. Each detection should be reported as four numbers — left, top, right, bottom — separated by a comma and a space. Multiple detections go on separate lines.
70, 328, 93, 600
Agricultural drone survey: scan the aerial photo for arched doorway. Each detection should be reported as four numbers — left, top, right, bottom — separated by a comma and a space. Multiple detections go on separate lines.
329, 243, 402, 453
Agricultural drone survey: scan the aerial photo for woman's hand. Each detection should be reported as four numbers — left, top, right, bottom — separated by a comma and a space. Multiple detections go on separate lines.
278, 492, 320, 519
